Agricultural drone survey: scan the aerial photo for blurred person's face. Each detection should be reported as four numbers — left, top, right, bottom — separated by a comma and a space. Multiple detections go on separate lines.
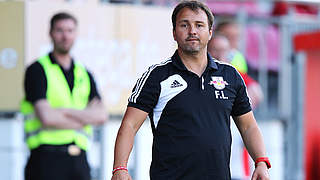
50, 19, 77, 55
220, 24, 239, 49
208, 36, 230, 62
173, 8, 212, 55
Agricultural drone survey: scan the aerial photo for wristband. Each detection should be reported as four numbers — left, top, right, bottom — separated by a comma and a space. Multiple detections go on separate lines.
255, 157, 271, 169
112, 166, 128, 175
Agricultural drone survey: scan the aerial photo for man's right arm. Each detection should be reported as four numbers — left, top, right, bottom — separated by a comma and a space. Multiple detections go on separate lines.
25, 62, 84, 129
111, 65, 160, 179
34, 99, 84, 129
112, 107, 148, 180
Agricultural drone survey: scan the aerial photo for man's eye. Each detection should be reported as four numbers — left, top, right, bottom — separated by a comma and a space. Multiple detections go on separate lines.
180, 24, 187, 28
197, 24, 204, 28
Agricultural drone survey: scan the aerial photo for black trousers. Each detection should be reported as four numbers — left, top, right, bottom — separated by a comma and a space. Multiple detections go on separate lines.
25, 144, 91, 180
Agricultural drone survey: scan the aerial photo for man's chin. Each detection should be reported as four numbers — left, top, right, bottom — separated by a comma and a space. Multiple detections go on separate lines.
183, 48, 200, 55
56, 48, 71, 55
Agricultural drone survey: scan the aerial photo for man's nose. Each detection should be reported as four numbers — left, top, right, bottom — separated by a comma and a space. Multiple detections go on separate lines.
62, 31, 71, 39
188, 25, 197, 35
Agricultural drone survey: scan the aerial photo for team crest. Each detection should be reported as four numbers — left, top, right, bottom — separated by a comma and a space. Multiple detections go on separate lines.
209, 76, 229, 90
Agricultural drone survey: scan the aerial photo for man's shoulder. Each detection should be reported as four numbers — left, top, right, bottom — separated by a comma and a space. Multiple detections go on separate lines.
133, 58, 173, 87
26, 61, 44, 74
214, 59, 238, 73
25, 53, 51, 78
142, 58, 173, 76
148, 58, 172, 71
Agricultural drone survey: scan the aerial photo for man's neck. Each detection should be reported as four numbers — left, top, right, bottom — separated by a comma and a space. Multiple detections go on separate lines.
178, 49, 208, 77
52, 51, 72, 70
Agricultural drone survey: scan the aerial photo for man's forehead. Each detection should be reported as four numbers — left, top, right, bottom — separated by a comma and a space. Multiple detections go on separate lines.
54, 19, 76, 25
176, 8, 207, 22
53, 19, 76, 28
177, 7, 205, 17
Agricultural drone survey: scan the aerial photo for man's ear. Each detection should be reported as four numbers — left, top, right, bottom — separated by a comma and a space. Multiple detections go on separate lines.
209, 29, 213, 40
173, 29, 177, 41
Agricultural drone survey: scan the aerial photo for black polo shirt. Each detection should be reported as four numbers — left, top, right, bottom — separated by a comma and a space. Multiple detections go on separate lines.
24, 52, 100, 104
128, 50, 251, 180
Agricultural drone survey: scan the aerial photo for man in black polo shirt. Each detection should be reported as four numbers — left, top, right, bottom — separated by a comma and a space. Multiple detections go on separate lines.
112, 1, 270, 180
22, 12, 107, 180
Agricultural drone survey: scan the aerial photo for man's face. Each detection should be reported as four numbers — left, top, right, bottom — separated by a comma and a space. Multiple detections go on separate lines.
220, 24, 239, 49
208, 36, 230, 63
50, 19, 77, 54
173, 8, 212, 55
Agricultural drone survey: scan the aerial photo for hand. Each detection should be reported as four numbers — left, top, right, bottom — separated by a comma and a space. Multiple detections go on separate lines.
251, 162, 270, 180
88, 97, 102, 108
247, 83, 264, 109
111, 170, 132, 180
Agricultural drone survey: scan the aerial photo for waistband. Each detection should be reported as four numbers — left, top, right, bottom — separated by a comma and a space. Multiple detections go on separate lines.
31, 143, 85, 156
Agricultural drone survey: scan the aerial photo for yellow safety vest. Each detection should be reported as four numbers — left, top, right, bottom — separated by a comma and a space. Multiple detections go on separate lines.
20, 55, 93, 150
230, 50, 248, 74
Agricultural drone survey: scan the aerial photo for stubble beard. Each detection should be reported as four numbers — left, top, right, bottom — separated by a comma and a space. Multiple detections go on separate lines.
54, 43, 72, 55
180, 43, 201, 55
57, 48, 69, 55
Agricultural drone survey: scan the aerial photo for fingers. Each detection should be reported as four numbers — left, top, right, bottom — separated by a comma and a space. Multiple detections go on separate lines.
251, 168, 270, 180
88, 97, 99, 106
251, 171, 258, 180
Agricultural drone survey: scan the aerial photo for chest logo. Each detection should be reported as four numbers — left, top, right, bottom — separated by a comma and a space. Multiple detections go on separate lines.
209, 76, 229, 90
170, 80, 183, 88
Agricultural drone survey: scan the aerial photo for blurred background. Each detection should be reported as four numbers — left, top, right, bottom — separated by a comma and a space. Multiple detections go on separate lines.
0, 0, 320, 179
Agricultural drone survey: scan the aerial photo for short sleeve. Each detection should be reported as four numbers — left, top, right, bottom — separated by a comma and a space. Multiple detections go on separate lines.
24, 62, 47, 104
87, 71, 101, 101
127, 69, 161, 113
231, 71, 252, 117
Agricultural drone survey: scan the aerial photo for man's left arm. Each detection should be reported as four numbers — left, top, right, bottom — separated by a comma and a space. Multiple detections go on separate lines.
63, 71, 107, 125
233, 111, 270, 180
64, 97, 108, 125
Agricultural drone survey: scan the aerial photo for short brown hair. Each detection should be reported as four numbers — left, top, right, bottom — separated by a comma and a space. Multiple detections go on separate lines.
171, 0, 214, 31
50, 12, 77, 32
215, 20, 238, 32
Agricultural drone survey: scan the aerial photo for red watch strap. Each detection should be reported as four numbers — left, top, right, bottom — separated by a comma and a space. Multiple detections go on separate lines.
255, 157, 271, 169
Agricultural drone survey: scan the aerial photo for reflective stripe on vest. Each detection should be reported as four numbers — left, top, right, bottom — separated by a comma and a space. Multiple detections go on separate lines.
20, 55, 92, 150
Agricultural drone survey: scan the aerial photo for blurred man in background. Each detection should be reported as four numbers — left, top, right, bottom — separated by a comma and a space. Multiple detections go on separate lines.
208, 33, 264, 180
112, 1, 270, 180
215, 20, 248, 75
208, 33, 264, 109
21, 12, 107, 180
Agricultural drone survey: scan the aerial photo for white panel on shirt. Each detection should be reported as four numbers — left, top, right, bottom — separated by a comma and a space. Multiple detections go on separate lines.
153, 74, 187, 129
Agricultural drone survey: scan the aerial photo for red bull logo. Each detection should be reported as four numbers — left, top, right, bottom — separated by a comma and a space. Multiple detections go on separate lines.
209, 76, 229, 90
